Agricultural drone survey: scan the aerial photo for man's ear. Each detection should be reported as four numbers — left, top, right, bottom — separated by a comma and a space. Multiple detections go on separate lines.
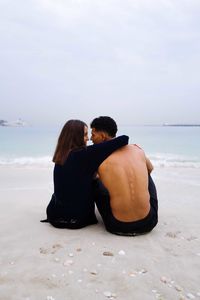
101, 132, 110, 141
101, 132, 106, 141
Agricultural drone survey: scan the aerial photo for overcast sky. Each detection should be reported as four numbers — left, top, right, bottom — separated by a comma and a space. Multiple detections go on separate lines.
0, 0, 200, 126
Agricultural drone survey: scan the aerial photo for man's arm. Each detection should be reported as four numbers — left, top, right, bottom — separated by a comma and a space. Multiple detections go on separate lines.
134, 144, 154, 174
86, 135, 129, 173
146, 156, 154, 173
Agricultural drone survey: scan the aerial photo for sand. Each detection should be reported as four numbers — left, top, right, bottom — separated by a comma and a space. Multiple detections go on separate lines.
0, 165, 200, 300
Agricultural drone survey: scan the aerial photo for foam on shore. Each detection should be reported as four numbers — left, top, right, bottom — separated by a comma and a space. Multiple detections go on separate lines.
1, 153, 200, 169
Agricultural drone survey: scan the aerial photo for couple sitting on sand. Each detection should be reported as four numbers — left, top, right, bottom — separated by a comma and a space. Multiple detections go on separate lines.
42, 116, 158, 236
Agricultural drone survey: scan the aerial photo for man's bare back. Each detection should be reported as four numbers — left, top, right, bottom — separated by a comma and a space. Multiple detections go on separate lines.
98, 144, 151, 222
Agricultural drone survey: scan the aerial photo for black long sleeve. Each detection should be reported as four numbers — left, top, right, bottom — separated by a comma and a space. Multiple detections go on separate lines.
47, 135, 129, 226
85, 135, 129, 173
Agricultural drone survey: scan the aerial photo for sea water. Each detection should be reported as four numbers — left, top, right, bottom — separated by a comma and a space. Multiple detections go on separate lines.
119, 125, 200, 168
0, 125, 200, 168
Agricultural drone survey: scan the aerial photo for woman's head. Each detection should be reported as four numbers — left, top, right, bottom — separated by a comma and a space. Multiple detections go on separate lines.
53, 119, 88, 165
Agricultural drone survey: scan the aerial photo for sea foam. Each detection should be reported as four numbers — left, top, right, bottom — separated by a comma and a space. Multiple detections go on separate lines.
149, 153, 200, 168
0, 156, 52, 167
0, 153, 200, 168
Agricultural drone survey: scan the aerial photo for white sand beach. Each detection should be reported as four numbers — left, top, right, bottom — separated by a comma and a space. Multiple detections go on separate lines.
0, 165, 200, 300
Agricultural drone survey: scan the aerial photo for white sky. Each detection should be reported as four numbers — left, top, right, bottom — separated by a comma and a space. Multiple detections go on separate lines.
0, 0, 200, 126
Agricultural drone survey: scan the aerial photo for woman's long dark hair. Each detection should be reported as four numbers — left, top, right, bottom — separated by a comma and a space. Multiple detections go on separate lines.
53, 119, 87, 165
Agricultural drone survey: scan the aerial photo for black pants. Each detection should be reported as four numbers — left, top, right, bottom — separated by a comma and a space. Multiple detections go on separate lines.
93, 175, 158, 236
44, 194, 98, 229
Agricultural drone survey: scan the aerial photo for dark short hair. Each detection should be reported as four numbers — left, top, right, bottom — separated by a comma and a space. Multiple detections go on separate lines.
53, 119, 87, 165
90, 116, 117, 137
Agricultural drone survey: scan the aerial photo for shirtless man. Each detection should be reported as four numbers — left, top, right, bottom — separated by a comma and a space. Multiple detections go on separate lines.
91, 116, 158, 236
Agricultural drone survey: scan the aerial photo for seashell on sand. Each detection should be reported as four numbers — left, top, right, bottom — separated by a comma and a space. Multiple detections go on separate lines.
129, 272, 136, 277
90, 270, 98, 275
186, 293, 195, 299
160, 276, 169, 283
138, 269, 147, 274
103, 251, 114, 256
118, 250, 126, 255
63, 259, 73, 266
104, 291, 112, 297
54, 257, 59, 262
174, 285, 183, 292
103, 291, 117, 298
47, 296, 55, 300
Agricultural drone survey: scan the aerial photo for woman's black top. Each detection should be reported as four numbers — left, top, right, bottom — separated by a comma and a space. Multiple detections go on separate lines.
46, 135, 128, 228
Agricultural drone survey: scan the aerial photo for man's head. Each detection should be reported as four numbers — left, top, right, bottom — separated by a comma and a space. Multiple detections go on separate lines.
90, 116, 118, 144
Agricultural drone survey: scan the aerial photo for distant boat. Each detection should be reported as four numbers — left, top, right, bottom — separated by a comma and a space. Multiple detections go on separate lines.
12, 118, 27, 126
163, 123, 200, 127
0, 120, 8, 126
0, 118, 27, 127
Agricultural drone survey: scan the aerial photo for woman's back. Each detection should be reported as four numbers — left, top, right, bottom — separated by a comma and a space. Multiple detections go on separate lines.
46, 135, 129, 228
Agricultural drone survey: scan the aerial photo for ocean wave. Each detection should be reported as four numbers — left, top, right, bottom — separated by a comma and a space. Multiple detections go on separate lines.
0, 156, 52, 167
149, 153, 200, 168
0, 153, 200, 168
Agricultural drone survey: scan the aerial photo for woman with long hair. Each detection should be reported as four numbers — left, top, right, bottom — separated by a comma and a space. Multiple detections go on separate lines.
43, 119, 128, 229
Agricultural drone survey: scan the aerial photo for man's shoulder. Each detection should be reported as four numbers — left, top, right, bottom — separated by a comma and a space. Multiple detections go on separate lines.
119, 144, 142, 152
129, 144, 145, 153
133, 143, 142, 149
